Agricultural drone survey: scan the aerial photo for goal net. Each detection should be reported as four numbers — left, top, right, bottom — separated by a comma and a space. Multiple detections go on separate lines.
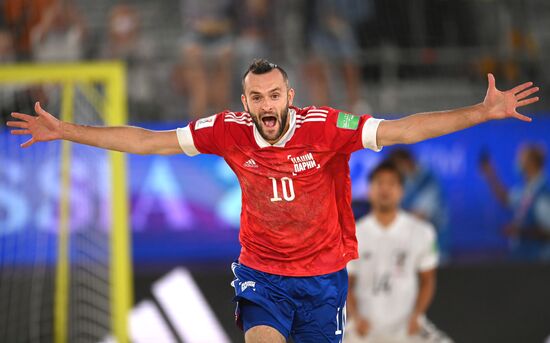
0, 62, 132, 343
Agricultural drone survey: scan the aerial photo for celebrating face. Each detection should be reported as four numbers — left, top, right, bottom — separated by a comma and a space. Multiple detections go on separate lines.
241, 69, 295, 144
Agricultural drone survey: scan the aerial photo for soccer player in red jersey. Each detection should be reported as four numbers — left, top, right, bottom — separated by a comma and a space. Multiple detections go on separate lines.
7, 59, 540, 342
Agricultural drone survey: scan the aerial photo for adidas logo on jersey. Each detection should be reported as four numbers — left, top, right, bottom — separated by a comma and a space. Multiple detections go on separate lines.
243, 159, 258, 168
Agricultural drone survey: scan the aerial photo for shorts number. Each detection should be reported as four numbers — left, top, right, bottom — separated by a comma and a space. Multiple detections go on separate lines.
269, 177, 295, 202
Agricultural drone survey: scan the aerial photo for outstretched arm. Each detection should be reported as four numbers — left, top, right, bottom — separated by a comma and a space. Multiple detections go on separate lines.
479, 156, 510, 206
377, 74, 540, 146
7, 102, 182, 155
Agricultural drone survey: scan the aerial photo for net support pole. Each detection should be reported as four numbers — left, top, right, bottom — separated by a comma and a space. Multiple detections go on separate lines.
55, 82, 74, 343
105, 63, 132, 343
0, 62, 133, 342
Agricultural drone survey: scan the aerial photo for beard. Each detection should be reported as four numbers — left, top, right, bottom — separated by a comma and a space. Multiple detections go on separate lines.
249, 101, 290, 143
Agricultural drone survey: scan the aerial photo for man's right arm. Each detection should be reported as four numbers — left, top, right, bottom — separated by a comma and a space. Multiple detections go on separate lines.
60, 122, 182, 155
7, 102, 183, 155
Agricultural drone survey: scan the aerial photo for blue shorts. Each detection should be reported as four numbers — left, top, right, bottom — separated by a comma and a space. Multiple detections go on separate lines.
231, 262, 348, 342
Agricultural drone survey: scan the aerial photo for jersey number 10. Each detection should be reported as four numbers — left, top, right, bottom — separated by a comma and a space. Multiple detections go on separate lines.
269, 177, 295, 202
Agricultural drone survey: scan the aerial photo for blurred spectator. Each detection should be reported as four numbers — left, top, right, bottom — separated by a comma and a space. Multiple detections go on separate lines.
102, 5, 152, 62
0, 28, 37, 125
424, 0, 478, 47
0, 28, 17, 123
387, 148, 449, 258
499, 0, 540, 84
234, 0, 277, 72
101, 4, 156, 122
502, 27, 539, 84
177, 0, 235, 118
304, 0, 371, 113
346, 161, 452, 343
2, 0, 54, 59
30, 0, 87, 62
480, 144, 550, 261
477, 27, 539, 86
0, 29, 16, 63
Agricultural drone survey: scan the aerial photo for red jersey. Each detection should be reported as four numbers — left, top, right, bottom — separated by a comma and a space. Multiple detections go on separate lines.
177, 106, 383, 276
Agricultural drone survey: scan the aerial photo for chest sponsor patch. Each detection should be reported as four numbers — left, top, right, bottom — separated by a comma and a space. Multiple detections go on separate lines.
288, 152, 320, 175
194, 114, 217, 130
336, 112, 359, 130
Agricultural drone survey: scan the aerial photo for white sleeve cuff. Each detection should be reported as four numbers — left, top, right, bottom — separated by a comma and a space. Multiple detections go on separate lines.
418, 254, 438, 272
418, 226, 439, 271
176, 125, 200, 156
362, 118, 383, 152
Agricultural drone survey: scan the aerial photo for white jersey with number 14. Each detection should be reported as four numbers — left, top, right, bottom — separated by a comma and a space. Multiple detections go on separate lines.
347, 211, 438, 335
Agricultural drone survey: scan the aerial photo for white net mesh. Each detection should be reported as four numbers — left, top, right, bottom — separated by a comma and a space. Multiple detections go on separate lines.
0, 81, 115, 343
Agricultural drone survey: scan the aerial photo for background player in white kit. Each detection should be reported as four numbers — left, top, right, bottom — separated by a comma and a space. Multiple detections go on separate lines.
345, 161, 453, 343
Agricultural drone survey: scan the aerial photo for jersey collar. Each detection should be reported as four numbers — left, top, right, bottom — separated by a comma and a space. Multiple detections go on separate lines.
253, 108, 296, 148
371, 210, 406, 235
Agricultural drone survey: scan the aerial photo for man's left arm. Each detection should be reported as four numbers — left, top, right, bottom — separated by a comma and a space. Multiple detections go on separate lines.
409, 225, 439, 336
409, 268, 436, 335
377, 74, 540, 147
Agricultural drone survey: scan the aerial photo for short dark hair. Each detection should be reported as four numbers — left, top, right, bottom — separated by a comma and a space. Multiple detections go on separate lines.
368, 160, 404, 185
524, 144, 546, 169
242, 58, 289, 92
387, 148, 414, 163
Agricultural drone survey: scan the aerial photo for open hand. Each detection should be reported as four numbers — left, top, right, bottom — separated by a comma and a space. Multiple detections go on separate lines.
482, 73, 539, 122
6, 102, 62, 148
408, 314, 421, 336
355, 316, 370, 337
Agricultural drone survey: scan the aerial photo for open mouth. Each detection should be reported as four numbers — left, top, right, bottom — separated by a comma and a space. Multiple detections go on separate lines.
261, 115, 277, 128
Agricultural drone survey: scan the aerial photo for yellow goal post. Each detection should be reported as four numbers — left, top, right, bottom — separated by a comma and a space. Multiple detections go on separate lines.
0, 62, 132, 343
